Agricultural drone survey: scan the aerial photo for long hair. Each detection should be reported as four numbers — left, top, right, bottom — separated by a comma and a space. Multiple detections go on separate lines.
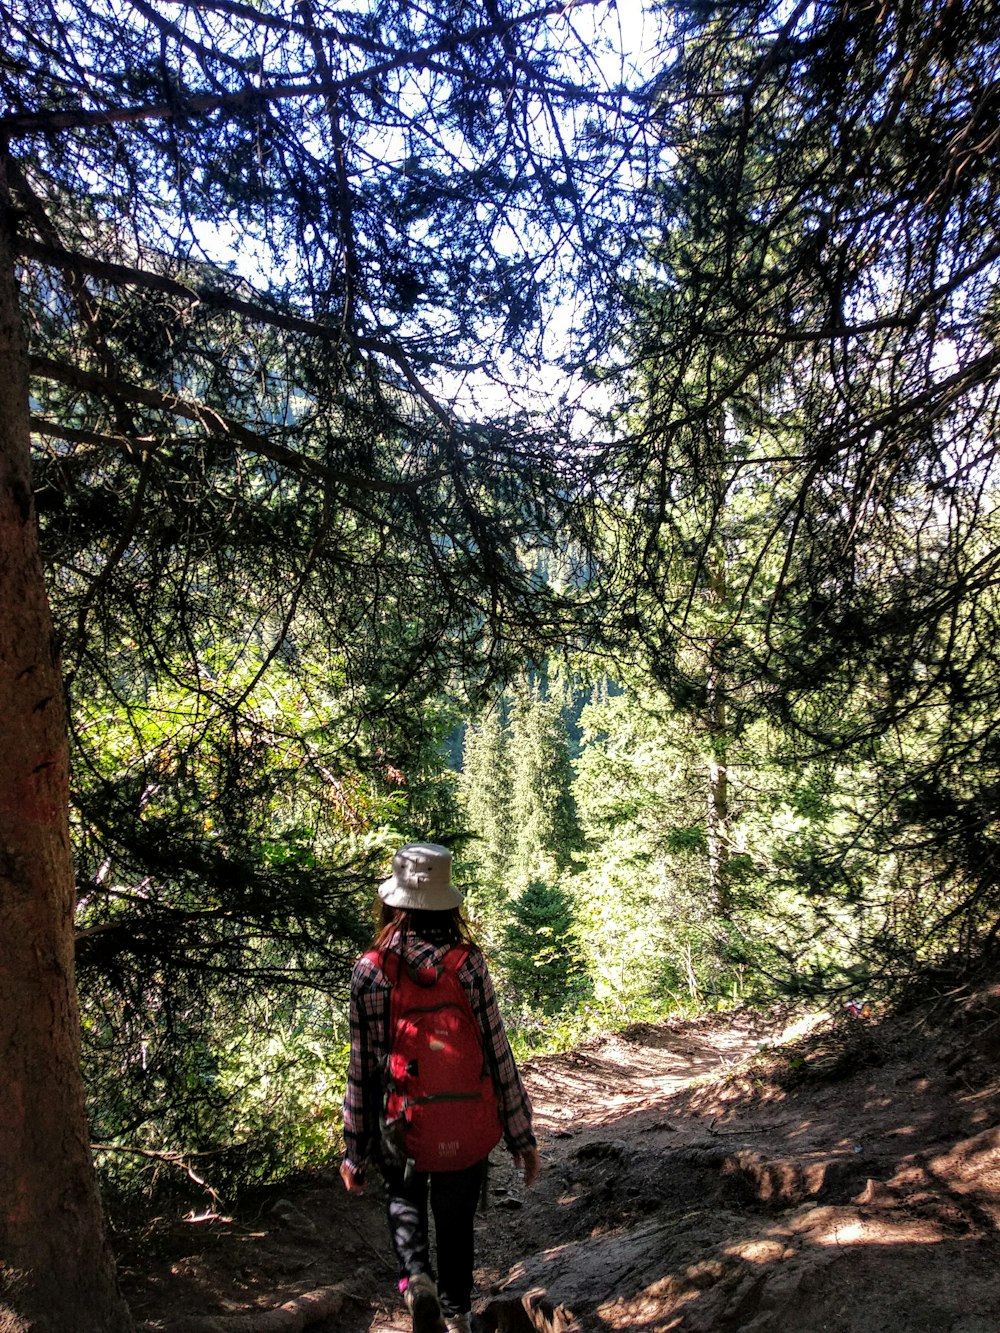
373, 904, 475, 952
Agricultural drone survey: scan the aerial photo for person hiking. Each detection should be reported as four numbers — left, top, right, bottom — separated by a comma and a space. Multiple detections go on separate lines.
340, 842, 540, 1333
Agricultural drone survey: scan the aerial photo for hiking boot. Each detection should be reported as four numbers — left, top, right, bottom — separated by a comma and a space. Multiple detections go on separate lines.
403, 1272, 445, 1333
444, 1315, 472, 1333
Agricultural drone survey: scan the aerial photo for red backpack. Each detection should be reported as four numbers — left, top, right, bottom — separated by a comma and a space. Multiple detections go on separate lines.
367, 943, 502, 1173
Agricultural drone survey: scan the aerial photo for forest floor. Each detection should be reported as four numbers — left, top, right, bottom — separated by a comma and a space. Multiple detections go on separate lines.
126, 978, 1000, 1333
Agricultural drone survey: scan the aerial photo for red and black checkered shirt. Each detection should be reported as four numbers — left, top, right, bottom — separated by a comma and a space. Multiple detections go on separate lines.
342, 930, 535, 1171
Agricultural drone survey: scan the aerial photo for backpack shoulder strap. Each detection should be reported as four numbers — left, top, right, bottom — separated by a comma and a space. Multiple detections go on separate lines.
367, 941, 469, 991
440, 943, 471, 974
362, 947, 402, 986
439, 945, 489, 1074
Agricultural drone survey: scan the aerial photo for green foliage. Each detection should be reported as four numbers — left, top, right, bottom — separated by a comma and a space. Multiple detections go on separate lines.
501, 878, 590, 1016
7, 0, 632, 1205
458, 707, 512, 914
579, 0, 1000, 995
568, 675, 881, 1002
507, 681, 583, 886
90, 991, 350, 1205
11, 0, 1000, 1221
458, 677, 584, 946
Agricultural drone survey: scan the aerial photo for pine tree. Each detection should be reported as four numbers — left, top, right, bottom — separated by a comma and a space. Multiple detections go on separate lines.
0, 0, 628, 1321
459, 706, 512, 907
507, 679, 582, 886
502, 878, 587, 1015
593, 0, 1000, 986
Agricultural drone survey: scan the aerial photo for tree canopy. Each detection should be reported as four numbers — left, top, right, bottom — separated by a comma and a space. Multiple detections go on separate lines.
587, 0, 1000, 977
3, 0, 640, 1015
0, 0, 636, 1324
4, 0, 1000, 1325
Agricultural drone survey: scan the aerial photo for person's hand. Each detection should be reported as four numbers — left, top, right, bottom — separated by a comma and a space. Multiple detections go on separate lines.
513, 1146, 541, 1189
340, 1159, 366, 1193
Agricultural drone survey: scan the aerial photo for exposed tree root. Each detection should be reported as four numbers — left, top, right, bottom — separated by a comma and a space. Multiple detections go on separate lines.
140, 1285, 346, 1332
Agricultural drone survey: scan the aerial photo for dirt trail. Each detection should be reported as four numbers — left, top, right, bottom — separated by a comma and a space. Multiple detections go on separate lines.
129, 988, 1000, 1333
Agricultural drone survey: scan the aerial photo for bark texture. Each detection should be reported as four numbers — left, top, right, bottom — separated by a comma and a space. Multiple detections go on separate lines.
0, 170, 133, 1332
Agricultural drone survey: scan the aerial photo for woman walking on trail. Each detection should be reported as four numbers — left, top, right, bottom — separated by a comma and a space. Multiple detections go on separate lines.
341, 842, 540, 1333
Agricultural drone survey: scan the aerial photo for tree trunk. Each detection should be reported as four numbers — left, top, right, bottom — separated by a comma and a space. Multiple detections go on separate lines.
705, 540, 731, 919
0, 171, 133, 1332
706, 745, 730, 917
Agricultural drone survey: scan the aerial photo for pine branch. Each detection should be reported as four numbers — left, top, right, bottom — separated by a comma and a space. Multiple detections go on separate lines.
29, 355, 448, 494
0, 1, 592, 138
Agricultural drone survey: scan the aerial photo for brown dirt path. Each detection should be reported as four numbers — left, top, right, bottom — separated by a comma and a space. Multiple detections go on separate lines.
128, 988, 1000, 1333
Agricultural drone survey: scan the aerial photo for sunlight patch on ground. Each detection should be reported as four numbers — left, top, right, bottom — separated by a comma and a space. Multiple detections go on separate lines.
810, 1215, 945, 1247
778, 1012, 832, 1043
722, 1238, 790, 1265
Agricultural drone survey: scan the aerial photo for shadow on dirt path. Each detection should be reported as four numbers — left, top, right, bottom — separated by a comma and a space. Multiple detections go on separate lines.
129, 988, 1000, 1333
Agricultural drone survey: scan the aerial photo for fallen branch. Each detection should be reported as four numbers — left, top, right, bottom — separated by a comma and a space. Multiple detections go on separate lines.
90, 1142, 226, 1209
139, 1285, 346, 1333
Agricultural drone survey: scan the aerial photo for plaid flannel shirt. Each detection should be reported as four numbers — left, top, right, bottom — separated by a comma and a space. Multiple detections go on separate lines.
342, 931, 535, 1171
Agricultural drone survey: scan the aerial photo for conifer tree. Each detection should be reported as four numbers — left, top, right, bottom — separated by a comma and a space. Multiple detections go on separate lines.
459, 706, 512, 907
595, 0, 1000, 984
502, 878, 587, 1014
0, 0, 629, 1322
507, 678, 582, 886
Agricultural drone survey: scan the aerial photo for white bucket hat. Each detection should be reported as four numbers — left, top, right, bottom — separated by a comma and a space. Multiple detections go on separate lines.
378, 842, 463, 911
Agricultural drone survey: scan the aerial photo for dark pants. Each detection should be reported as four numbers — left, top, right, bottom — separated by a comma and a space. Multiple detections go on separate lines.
382, 1159, 485, 1317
